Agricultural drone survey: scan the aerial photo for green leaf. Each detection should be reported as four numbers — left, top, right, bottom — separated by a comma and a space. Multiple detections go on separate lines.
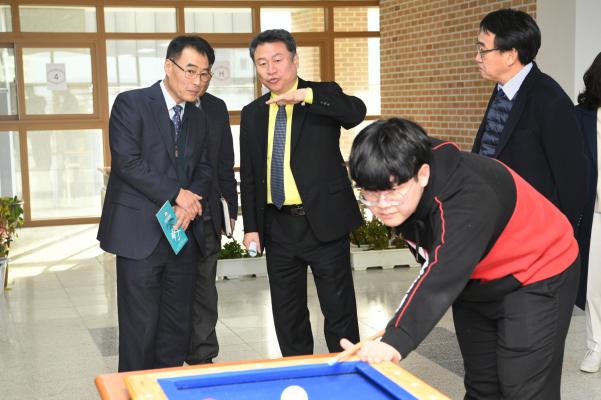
0, 196, 25, 258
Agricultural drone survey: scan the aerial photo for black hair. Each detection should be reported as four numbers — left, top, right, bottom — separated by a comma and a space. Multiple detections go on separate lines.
578, 52, 601, 110
249, 29, 296, 61
349, 118, 431, 191
166, 35, 215, 66
480, 8, 540, 65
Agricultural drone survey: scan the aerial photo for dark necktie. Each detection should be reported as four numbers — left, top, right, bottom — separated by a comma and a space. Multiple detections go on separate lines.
172, 104, 183, 141
271, 105, 286, 209
479, 89, 513, 157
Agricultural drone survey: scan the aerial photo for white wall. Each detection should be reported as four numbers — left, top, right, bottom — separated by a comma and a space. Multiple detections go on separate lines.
574, 0, 601, 100
536, 0, 576, 99
537, 0, 601, 102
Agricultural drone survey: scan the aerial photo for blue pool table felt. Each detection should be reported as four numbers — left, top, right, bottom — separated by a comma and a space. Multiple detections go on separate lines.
159, 361, 415, 399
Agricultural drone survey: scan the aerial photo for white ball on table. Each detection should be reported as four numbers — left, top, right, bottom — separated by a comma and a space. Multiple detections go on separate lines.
280, 384, 309, 400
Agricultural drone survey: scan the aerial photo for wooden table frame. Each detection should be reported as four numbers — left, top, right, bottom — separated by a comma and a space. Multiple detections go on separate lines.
95, 354, 449, 400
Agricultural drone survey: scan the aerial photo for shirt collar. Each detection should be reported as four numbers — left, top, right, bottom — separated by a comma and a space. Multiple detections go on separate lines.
498, 62, 532, 100
160, 80, 187, 116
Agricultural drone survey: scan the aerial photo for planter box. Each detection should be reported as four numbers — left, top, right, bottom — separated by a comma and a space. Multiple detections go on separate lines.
0, 257, 7, 290
215, 248, 419, 278
351, 248, 419, 270
217, 256, 267, 278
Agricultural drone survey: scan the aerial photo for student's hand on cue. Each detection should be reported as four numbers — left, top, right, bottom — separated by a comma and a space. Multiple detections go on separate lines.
339, 338, 402, 364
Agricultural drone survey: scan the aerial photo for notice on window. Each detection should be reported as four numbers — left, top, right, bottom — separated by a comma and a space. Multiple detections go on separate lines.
211, 60, 231, 84
46, 63, 67, 91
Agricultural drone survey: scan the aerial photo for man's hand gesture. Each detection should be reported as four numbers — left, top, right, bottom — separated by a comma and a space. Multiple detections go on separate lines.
265, 88, 308, 106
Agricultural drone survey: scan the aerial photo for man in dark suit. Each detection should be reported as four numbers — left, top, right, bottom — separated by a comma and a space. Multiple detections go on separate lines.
472, 8, 587, 229
97, 36, 212, 372
186, 38, 238, 365
239, 29, 365, 356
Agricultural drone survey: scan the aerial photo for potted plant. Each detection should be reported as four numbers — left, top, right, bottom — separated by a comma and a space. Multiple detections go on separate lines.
219, 240, 251, 259
367, 219, 391, 250
216, 239, 267, 278
0, 196, 24, 289
350, 214, 417, 270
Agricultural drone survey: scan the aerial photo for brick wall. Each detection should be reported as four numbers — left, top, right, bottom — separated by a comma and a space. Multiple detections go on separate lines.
334, 7, 376, 159
336, 37, 371, 159
290, 7, 324, 32
297, 46, 320, 83
335, 38, 369, 103
291, 9, 323, 82
334, 7, 372, 31
380, 0, 536, 149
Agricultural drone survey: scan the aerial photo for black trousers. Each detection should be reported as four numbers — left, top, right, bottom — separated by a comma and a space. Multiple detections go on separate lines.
453, 259, 579, 400
186, 219, 220, 364
116, 234, 199, 372
264, 206, 360, 356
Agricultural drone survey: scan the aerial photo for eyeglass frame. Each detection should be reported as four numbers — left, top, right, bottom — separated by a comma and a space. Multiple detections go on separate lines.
475, 44, 501, 58
359, 179, 417, 207
169, 58, 212, 82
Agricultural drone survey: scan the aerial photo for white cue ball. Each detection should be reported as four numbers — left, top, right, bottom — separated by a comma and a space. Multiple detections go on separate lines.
280, 385, 309, 400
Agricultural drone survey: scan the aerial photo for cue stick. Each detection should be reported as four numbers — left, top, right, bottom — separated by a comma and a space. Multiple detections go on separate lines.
327, 328, 386, 365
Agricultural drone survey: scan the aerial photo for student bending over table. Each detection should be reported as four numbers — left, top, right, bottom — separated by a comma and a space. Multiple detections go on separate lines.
341, 118, 579, 400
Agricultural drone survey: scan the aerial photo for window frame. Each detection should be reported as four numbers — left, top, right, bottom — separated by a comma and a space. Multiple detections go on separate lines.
0, 0, 379, 227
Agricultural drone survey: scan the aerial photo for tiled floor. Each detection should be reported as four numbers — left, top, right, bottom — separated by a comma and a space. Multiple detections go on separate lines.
1, 224, 601, 399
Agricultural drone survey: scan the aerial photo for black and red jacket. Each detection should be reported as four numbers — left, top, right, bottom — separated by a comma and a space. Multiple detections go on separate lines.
381, 139, 579, 358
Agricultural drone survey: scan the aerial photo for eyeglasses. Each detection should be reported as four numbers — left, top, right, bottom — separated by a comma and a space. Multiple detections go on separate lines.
169, 58, 212, 82
475, 45, 500, 58
359, 180, 416, 207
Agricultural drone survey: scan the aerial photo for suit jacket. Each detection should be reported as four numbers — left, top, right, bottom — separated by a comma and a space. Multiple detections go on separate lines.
472, 63, 587, 229
239, 79, 366, 244
198, 92, 238, 236
575, 104, 598, 309
97, 81, 212, 259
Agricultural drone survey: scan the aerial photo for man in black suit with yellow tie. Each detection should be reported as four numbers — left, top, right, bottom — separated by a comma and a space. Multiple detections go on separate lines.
98, 36, 212, 372
239, 29, 365, 356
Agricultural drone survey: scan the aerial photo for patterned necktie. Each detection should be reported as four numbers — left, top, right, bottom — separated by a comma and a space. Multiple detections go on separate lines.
479, 89, 513, 157
172, 104, 183, 141
271, 105, 286, 209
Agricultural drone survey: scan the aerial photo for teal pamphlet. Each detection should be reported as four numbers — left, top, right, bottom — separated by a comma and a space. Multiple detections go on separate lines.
156, 201, 188, 255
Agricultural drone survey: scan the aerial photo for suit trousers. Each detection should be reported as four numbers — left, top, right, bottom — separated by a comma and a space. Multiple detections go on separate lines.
586, 212, 601, 351
116, 233, 199, 372
187, 219, 220, 364
264, 206, 360, 356
453, 259, 579, 400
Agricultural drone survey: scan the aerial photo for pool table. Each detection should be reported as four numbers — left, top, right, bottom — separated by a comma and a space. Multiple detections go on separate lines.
95, 354, 449, 400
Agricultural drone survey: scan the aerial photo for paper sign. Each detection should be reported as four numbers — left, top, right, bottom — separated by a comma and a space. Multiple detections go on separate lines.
46, 63, 67, 91
211, 60, 231, 84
